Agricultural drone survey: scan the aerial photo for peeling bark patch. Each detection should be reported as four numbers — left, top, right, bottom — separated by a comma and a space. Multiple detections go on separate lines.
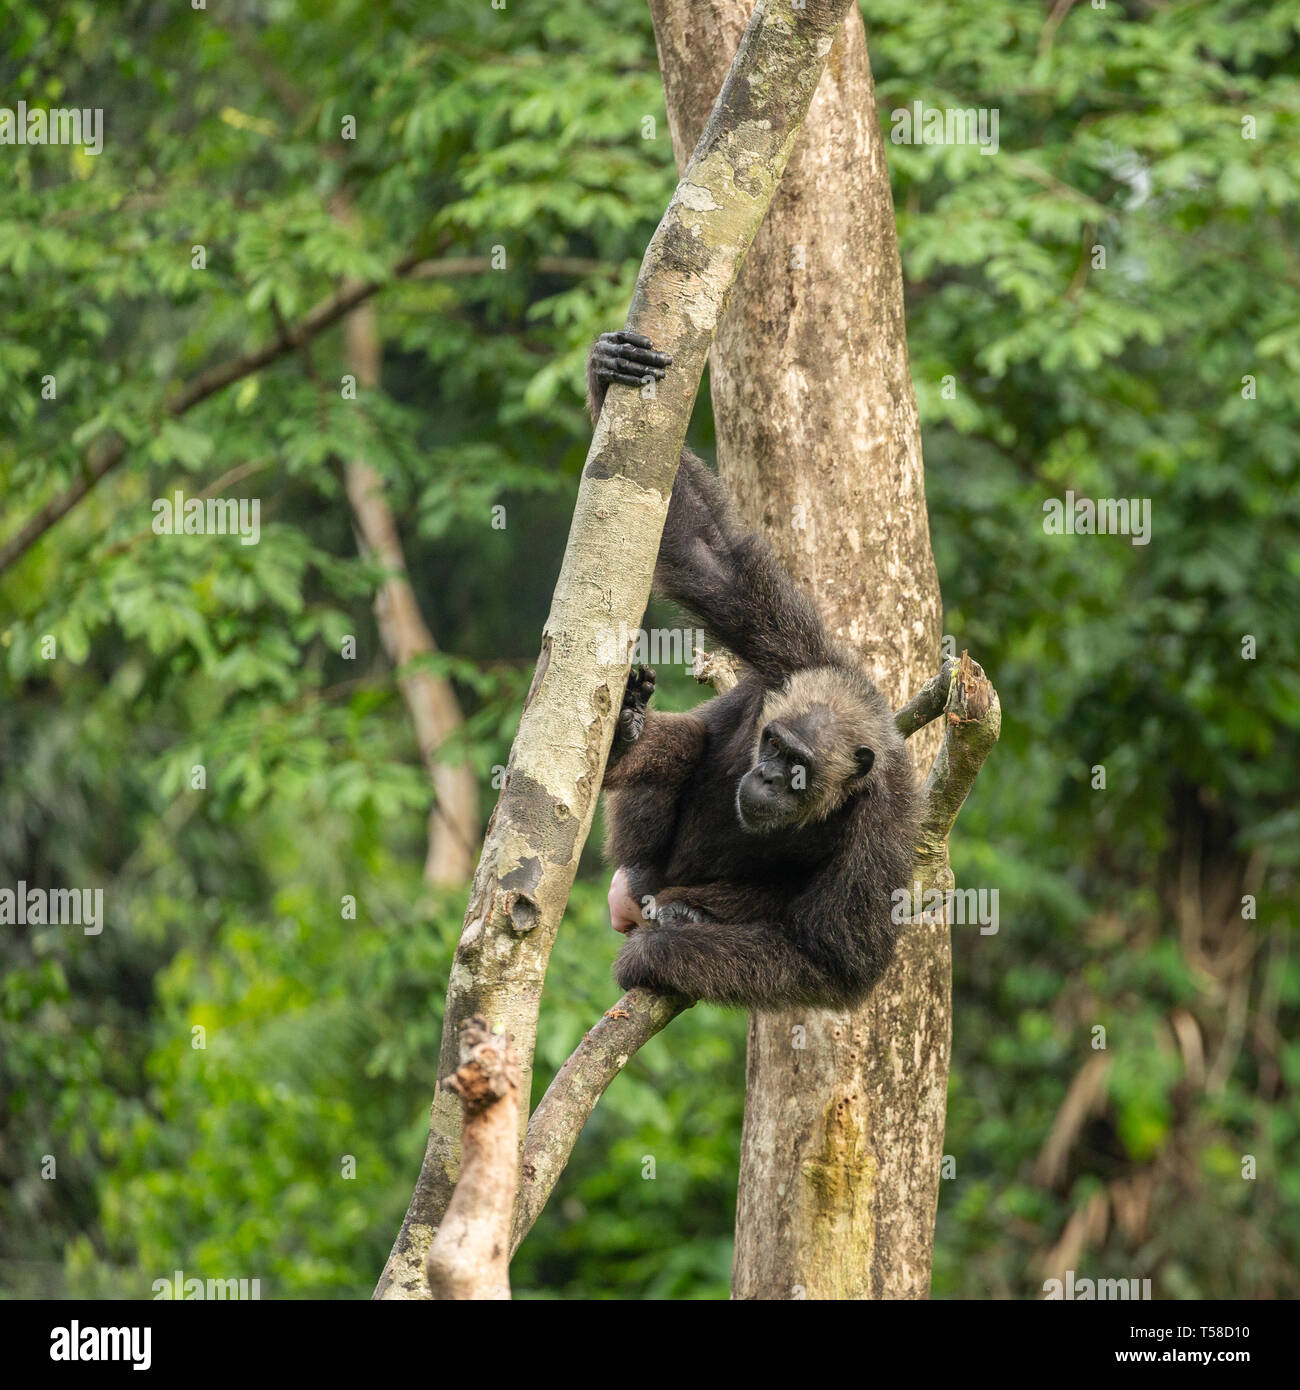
798, 1093, 877, 1296
679, 181, 722, 211
584, 451, 618, 482
657, 218, 720, 281
459, 873, 494, 955
583, 712, 607, 789
501, 856, 542, 899
500, 770, 580, 865
459, 915, 486, 953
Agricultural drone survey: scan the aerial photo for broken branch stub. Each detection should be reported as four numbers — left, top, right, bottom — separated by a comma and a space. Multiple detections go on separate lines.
424, 1018, 521, 1301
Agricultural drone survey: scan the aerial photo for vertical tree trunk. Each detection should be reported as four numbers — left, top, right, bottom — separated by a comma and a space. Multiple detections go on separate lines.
648, 0, 947, 1298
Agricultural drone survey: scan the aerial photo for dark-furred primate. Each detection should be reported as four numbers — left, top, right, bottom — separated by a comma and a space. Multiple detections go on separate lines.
588, 330, 920, 1009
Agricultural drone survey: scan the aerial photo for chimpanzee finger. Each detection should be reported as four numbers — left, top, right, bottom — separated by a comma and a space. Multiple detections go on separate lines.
595, 358, 667, 384
593, 351, 653, 381
612, 345, 673, 369
612, 331, 673, 366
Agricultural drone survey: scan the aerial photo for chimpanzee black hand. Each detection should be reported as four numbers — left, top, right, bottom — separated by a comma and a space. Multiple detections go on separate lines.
590, 331, 672, 390
615, 663, 656, 747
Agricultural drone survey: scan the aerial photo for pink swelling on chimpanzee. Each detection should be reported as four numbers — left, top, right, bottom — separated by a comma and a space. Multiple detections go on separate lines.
607, 866, 644, 934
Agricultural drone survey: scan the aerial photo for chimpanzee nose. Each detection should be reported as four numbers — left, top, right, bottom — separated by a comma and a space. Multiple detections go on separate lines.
758, 763, 784, 789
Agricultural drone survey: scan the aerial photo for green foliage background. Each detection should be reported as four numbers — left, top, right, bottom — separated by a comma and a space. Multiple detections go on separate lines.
1, 0, 1297, 1299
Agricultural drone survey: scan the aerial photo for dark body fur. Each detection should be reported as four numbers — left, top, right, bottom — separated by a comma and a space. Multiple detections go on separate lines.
589, 333, 920, 1010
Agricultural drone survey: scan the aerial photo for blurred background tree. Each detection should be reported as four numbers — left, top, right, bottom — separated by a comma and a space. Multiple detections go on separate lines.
0, 0, 1297, 1299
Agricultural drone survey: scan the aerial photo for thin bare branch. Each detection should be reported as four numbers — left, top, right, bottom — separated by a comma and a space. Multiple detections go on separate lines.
894, 657, 958, 739
511, 989, 689, 1254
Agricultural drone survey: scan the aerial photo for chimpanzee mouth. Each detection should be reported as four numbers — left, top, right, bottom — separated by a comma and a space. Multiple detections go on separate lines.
735, 785, 784, 835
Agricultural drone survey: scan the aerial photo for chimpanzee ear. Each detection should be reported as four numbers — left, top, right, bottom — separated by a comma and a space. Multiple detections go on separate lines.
854, 745, 875, 776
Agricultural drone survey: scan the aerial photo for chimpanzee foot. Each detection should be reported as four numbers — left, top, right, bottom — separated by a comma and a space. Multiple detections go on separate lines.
650, 900, 710, 927
590, 330, 673, 389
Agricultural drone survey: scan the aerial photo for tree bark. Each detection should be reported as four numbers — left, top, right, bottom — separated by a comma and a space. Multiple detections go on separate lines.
341, 301, 479, 886
648, 0, 949, 1299
375, 0, 859, 1299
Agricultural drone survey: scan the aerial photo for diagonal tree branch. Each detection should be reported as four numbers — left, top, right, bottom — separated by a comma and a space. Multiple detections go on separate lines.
375, 0, 861, 1299
511, 988, 690, 1255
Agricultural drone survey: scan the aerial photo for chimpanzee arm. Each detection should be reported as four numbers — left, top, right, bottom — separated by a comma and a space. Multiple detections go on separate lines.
655, 453, 840, 683
587, 330, 840, 685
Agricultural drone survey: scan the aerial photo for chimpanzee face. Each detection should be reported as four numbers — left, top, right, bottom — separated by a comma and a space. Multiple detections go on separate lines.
736, 711, 875, 834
